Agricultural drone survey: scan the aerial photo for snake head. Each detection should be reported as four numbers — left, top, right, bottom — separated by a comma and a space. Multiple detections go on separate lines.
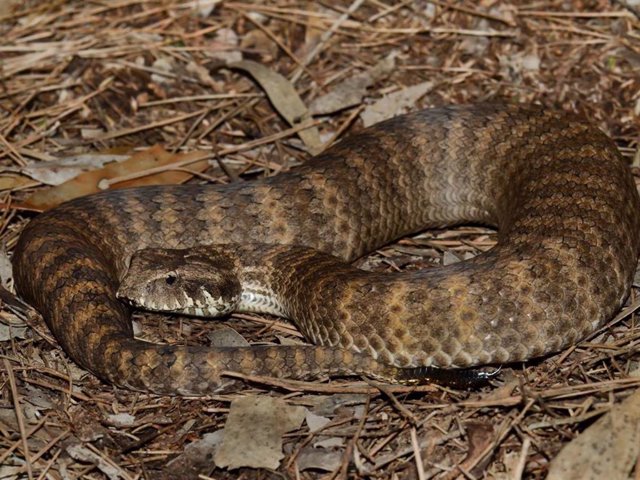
117, 246, 241, 317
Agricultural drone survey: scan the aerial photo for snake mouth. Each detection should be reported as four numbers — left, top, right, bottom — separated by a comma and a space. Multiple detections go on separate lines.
115, 288, 174, 312
116, 293, 195, 316
116, 285, 238, 318
115, 291, 154, 311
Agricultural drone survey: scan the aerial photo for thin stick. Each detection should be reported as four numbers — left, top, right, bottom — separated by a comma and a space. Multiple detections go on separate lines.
4, 359, 34, 480
512, 437, 531, 479
290, 0, 366, 84
411, 427, 427, 480
427, 0, 516, 26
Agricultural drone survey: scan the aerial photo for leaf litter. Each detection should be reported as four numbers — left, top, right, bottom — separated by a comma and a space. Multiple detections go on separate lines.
1, 1, 640, 479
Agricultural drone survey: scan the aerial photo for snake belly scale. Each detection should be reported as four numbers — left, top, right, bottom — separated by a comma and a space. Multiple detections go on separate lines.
12, 104, 640, 395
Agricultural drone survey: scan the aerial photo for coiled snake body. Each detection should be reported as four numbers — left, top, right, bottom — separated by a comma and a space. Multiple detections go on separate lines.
13, 105, 640, 395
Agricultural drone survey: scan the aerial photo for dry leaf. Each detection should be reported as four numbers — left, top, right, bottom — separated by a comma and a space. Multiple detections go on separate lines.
186, 61, 217, 87
443, 251, 462, 266
304, 393, 369, 416
240, 30, 278, 62
0, 466, 22, 478
165, 431, 223, 479
151, 57, 175, 84
0, 174, 36, 191
492, 450, 521, 480
208, 28, 242, 63
305, 410, 344, 448
310, 53, 396, 115
228, 60, 322, 154
22, 385, 55, 410
20, 146, 209, 211
461, 421, 494, 473
22, 154, 128, 185
214, 396, 306, 470
104, 413, 136, 428
0, 322, 27, 342
66, 442, 126, 480
0, 247, 12, 288
43, 350, 89, 383
547, 388, 640, 480
297, 447, 342, 472
276, 334, 305, 346
207, 326, 250, 347
192, 0, 220, 18
81, 128, 105, 139
478, 371, 519, 402
360, 81, 434, 127
0, 408, 21, 432
306, 411, 329, 433
499, 51, 541, 81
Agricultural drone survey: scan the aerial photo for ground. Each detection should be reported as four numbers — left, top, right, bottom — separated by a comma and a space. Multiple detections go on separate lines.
1, 1, 640, 479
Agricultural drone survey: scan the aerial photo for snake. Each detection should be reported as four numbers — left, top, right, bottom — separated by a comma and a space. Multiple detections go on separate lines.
12, 104, 640, 395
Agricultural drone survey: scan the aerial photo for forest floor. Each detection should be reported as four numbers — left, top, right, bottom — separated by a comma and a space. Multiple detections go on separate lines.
1, 1, 640, 479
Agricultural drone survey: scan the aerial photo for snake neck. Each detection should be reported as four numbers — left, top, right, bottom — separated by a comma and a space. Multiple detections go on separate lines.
230, 244, 357, 319
236, 273, 290, 317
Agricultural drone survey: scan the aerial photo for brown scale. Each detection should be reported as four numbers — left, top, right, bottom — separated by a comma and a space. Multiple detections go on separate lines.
12, 104, 640, 395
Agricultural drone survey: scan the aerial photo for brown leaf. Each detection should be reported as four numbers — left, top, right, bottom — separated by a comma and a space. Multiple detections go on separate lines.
164, 431, 223, 479
20, 146, 209, 211
310, 53, 396, 115
208, 28, 242, 63
22, 153, 128, 185
360, 81, 434, 127
547, 388, 640, 480
297, 447, 342, 472
460, 421, 495, 474
207, 326, 250, 348
214, 395, 305, 470
0, 173, 37, 191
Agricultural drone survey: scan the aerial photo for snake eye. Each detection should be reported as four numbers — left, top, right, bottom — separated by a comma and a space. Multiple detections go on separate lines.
166, 274, 177, 285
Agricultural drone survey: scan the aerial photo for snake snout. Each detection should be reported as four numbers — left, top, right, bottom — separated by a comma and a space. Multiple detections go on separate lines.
118, 246, 242, 318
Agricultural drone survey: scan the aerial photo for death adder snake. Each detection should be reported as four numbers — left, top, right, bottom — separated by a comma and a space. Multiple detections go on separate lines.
13, 104, 640, 395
